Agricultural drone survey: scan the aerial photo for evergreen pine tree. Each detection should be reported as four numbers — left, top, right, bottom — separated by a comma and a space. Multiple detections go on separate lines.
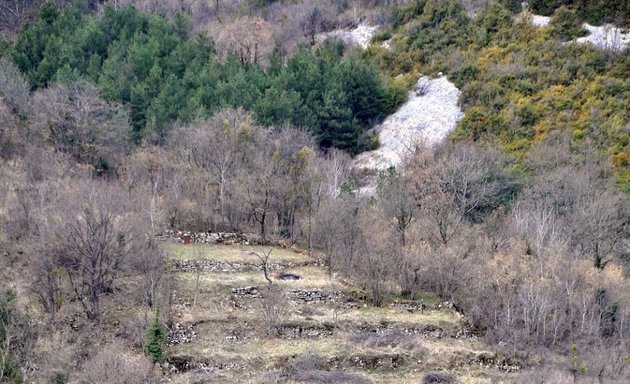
144, 312, 166, 365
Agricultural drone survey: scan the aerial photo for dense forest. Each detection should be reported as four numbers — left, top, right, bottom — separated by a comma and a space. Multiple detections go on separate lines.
0, 0, 629, 383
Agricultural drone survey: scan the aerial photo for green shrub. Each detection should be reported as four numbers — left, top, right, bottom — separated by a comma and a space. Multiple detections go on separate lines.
549, 6, 587, 41
373, 30, 393, 42
144, 314, 166, 364
52, 371, 68, 384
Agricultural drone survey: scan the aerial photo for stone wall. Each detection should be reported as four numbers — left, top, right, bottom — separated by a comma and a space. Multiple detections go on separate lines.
157, 230, 265, 246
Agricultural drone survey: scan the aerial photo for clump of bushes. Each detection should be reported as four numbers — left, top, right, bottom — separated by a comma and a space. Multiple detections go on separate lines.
279, 350, 373, 384
421, 372, 458, 383
549, 6, 587, 41
348, 330, 427, 353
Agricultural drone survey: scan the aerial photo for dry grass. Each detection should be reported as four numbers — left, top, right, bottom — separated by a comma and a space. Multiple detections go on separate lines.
166, 243, 522, 384
339, 305, 456, 326
169, 334, 514, 384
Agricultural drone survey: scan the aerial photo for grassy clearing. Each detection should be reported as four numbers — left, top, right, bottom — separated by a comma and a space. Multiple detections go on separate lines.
176, 265, 346, 294
169, 329, 509, 383
166, 243, 520, 383
339, 305, 456, 326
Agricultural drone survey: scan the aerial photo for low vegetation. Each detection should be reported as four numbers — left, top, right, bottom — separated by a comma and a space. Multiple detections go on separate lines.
367, 0, 630, 189
0, 0, 628, 383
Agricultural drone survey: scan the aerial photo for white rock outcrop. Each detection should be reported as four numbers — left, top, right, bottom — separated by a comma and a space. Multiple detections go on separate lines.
316, 23, 379, 49
353, 75, 464, 171
530, 14, 551, 27
576, 23, 630, 51
522, 11, 630, 51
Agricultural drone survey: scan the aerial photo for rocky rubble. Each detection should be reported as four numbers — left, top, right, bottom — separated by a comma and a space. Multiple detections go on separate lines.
353, 75, 464, 172
577, 23, 630, 51
467, 353, 522, 373
392, 300, 428, 313
356, 322, 447, 339
166, 357, 242, 373
171, 259, 316, 273
287, 289, 364, 309
228, 287, 365, 309
167, 323, 198, 345
279, 322, 336, 339
231, 286, 261, 298
327, 353, 405, 370
157, 230, 265, 245
522, 11, 630, 51
316, 23, 379, 49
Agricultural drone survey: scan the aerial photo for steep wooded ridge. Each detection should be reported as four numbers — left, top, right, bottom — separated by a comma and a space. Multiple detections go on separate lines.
0, 1, 629, 383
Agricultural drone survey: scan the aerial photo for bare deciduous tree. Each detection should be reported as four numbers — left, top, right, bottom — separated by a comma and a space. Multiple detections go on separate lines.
248, 248, 273, 285
0, 58, 29, 114
78, 341, 155, 384
409, 142, 511, 247
131, 238, 168, 309
48, 184, 136, 320
377, 167, 414, 246
31, 81, 131, 174
215, 16, 273, 65
302, 7, 324, 46
177, 109, 252, 224
0, 0, 42, 31
570, 189, 628, 270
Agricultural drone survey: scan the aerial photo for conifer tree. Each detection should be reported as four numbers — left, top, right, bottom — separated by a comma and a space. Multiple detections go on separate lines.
144, 312, 166, 365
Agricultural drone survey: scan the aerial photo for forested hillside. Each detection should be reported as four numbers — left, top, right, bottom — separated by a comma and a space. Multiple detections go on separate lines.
0, 1, 629, 383
4, 2, 403, 153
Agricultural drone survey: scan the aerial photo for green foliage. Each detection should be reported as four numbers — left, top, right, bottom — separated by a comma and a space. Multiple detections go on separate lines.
498, 0, 522, 13
529, 0, 629, 26
52, 371, 68, 384
475, 2, 514, 46
549, 6, 587, 41
8, 3, 398, 152
340, 178, 358, 195
0, 38, 12, 59
360, 132, 381, 152
392, 0, 427, 27
144, 314, 166, 364
0, 290, 18, 381
0, 290, 16, 348
373, 0, 630, 187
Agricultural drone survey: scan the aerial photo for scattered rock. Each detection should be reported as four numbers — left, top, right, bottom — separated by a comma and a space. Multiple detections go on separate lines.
392, 300, 428, 313
231, 286, 261, 298
278, 322, 336, 339
167, 356, 242, 373
521, 11, 630, 51
287, 289, 363, 309
171, 259, 316, 273
157, 230, 265, 246
435, 301, 454, 309
346, 353, 405, 369
353, 75, 464, 173
316, 24, 379, 49
356, 322, 446, 339
224, 325, 248, 342
168, 323, 197, 345
468, 353, 522, 373
576, 23, 630, 51
526, 13, 551, 27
